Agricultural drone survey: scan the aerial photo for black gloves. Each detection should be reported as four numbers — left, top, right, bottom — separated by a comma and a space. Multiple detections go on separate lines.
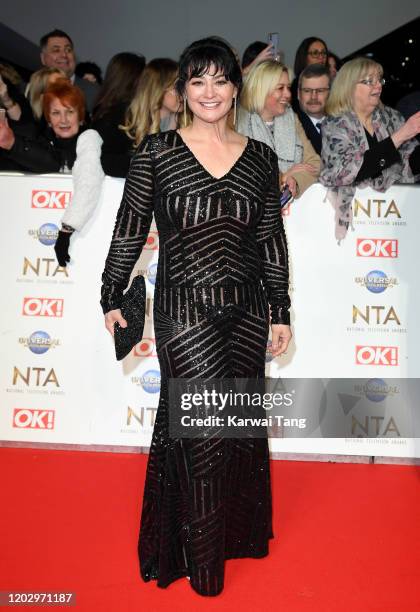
54, 230, 72, 267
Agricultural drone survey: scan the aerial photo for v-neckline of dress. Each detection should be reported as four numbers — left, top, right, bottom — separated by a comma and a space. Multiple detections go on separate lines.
175, 130, 250, 181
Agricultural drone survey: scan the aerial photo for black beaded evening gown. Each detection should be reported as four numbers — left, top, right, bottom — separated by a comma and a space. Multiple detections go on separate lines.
101, 130, 290, 596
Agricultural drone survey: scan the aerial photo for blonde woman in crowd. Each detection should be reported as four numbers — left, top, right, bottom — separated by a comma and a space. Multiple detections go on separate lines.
122, 57, 180, 146
237, 59, 320, 198
320, 56, 420, 241
26, 67, 68, 121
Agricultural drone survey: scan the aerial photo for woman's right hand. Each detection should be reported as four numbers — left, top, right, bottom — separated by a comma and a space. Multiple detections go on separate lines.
392, 111, 420, 148
242, 45, 274, 75
105, 309, 127, 337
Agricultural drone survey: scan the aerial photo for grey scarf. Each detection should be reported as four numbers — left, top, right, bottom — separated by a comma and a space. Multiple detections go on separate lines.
237, 106, 303, 173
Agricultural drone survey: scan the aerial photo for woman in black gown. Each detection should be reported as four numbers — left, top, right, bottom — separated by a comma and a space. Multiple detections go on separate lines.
101, 37, 292, 597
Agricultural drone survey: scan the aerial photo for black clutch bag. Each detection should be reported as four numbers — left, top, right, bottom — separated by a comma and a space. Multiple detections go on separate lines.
114, 275, 146, 361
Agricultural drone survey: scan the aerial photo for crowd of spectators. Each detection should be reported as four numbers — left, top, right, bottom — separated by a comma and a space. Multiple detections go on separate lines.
0, 27, 419, 255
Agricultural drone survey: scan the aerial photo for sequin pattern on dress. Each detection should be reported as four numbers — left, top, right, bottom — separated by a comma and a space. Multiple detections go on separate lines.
101, 130, 290, 596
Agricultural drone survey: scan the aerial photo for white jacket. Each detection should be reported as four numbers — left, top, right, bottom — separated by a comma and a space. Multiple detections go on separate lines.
61, 129, 105, 231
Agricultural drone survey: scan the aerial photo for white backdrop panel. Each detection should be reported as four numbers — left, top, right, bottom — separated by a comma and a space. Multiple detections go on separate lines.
0, 174, 418, 457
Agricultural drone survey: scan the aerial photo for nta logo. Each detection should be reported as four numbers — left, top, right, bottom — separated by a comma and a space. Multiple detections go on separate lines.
352, 305, 400, 325
353, 198, 401, 218
31, 190, 72, 209
22, 257, 68, 277
12, 366, 60, 387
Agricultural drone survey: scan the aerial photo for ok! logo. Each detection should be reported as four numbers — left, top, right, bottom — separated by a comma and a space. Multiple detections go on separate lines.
22, 297, 64, 318
31, 190, 72, 209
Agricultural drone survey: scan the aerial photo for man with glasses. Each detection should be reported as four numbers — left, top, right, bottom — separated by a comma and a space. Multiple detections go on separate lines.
297, 64, 330, 155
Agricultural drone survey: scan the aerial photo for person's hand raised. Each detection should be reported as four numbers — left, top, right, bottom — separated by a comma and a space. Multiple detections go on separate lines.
392, 111, 420, 148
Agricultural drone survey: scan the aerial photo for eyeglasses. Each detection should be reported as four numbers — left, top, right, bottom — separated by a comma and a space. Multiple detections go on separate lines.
358, 77, 385, 87
300, 87, 330, 95
307, 50, 327, 58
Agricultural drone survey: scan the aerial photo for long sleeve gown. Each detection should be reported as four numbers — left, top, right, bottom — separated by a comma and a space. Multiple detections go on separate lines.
100, 129, 291, 596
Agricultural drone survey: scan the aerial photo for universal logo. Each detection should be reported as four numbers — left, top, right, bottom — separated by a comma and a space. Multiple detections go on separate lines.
355, 270, 398, 294
131, 369, 161, 393
18, 330, 60, 354
28, 223, 59, 246
353, 378, 399, 402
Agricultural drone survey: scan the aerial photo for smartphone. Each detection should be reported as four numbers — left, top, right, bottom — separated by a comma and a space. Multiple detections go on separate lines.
280, 184, 293, 209
268, 33, 280, 61
0, 108, 6, 123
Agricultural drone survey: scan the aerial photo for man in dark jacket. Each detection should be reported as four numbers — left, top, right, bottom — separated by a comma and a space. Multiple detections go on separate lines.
40, 29, 99, 113
296, 64, 330, 155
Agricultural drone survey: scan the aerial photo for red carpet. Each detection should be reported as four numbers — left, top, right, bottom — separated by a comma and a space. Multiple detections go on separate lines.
0, 448, 419, 612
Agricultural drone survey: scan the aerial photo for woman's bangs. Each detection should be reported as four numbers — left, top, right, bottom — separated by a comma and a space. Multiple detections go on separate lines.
188, 52, 231, 81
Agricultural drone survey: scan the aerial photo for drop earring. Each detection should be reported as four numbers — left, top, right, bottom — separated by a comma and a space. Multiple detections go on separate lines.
233, 96, 237, 127
183, 96, 187, 125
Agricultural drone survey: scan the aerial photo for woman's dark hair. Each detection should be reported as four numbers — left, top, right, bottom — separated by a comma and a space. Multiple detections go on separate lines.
328, 51, 342, 71
293, 36, 328, 76
92, 52, 146, 121
242, 41, 267, 69
75, 61, 103, 84
176, 37, 242, 97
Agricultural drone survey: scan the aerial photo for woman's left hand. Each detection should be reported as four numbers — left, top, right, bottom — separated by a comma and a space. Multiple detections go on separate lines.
271, 324, 292, 357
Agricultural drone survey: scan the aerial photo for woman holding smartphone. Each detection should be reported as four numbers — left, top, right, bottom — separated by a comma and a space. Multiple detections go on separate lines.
101, 37, 291, 596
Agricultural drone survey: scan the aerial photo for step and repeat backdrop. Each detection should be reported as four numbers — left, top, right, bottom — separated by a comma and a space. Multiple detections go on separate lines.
0, 173, 418, 458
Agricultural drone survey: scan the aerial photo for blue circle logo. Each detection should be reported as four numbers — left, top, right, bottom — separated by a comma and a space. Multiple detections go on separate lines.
28, 330, 51, 354
147, 263, 158, 285
140, 369, 161, 393
365, 378, 388, 402
38, 223, 59, 246
365, 270, 388, 294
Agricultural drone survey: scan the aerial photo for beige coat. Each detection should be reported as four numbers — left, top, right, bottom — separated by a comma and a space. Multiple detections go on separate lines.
287, 116, 321, 197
